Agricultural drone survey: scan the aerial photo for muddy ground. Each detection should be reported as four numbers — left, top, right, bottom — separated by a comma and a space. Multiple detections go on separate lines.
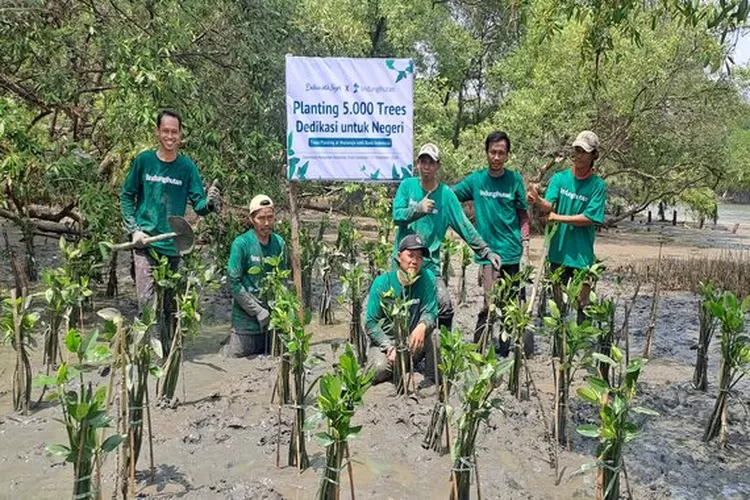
1, 218, 750, 500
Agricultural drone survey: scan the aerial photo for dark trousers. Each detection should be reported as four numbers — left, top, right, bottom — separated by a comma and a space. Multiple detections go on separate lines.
474, 263, 525, 356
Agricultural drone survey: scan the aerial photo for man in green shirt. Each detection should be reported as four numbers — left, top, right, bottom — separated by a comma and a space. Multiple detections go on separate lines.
527, 130, 607, 311
222, 195, 287, 357
392, 143, 501, 331
454, 131, 531, 354
120, 110, 221, 318
366, 234, 439, 384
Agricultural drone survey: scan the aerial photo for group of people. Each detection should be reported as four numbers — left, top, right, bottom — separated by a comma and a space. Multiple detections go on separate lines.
120, 109, 607, 385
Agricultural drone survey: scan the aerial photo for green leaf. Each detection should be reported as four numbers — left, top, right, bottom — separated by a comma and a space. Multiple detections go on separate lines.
315, 432, 335, 448
101, 434, 126, 453
47, 444, 71, 457
592, 353, 617, 367
297, 161, 309, 180
577, 386, 600, 404
576, 424, 600, 438
631, 406, 660, 416
64, 329, 81, 355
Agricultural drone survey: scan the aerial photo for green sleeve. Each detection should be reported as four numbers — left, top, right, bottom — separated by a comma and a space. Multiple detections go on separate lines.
418, 272, 438, 330
445, 190, 490, 259
227, 238, 265, 317
452, 174, 474, 203
545, 173, 560, 205
392, 180, 426, 226
120, 157, 142, 233
188, 161, 211, 215
365, 278, 390, 347
514, 173, 529, 210
583, 180, 607, 224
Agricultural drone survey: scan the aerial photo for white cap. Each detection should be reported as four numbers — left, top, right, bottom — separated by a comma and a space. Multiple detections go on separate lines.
572, 131, 600, 153
417, 143, 440, 161
249, 194, 274, 215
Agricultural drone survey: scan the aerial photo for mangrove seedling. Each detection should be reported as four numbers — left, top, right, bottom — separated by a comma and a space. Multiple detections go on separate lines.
273, 286, 315, 470
159, 255, 221, 404
544, 299, 600, 448
318, 243, 342, 326
363, 236, 392, 277
313, 344, 374, 500
150, 251, 181, 359
338, 263, 369, 365
586, 294, 616, 385
503, 300, 533, 399
380, 275, 420, 396
692, 282, 720, 391
449, 345, 512, 500
1, 291, 39, 414
458, 243, 472, 305
423, 327, 475, 453
37, 328, 123, 500
441, 239, 459, 287
703, 291, 750, 446
41, 266, 92, 374
576, 350, 657, 500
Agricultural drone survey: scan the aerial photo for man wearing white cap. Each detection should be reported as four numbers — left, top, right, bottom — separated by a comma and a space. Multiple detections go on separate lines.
527, 131, 607, 302
222, 194, 287, 357
393, 143, 502, 331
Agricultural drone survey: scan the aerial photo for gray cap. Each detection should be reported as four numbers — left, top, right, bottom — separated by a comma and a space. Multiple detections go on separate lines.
417, 143, 440, 161
398, 234, 428, 256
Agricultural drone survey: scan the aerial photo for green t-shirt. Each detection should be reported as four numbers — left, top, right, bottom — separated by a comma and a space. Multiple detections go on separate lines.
454, 169, 528, 265
545, 169, 607, 269
364, 268, 438, 348
120, 150, 211, 256
226, 230, 286, 335
392, 177, 489, 275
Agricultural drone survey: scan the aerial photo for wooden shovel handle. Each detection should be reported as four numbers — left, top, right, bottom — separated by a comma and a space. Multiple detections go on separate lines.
110, 232, 178, 252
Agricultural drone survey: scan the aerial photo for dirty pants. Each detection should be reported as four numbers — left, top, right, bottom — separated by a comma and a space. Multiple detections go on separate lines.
220, 331, 269, 358
133, 249, 180, 354
435, 275, 454, 331
367, 327, 438, 385
473, 264, 525, 357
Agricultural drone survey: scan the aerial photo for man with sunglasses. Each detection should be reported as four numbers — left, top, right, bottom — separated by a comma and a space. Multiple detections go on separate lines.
222, 195, 286, 357
527, 131, 607, 309
392, 143, 502, 331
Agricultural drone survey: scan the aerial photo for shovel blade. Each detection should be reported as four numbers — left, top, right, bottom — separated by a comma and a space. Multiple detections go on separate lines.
167, 216, 195, 255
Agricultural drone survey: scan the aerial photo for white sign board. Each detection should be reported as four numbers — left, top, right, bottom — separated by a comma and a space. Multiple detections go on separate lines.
285, 55, 414, 181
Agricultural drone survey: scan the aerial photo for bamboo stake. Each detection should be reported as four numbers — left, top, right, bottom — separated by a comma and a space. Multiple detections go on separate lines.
643, 240, 663, 358
345, 443, 356, 500
145, 383, 155, 479
474, 451, 482, 500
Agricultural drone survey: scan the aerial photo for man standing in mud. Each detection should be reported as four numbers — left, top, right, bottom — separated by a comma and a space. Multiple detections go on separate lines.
392, 143, 502, 331
453, 131, 531, 355
223, 195, 286, 357
366, 234, 439, 384
120, 109, 221, 324
527, 130, 607, 313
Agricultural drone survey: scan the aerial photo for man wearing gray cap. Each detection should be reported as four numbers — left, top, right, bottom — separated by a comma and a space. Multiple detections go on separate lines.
365, 234, 439, 384
392, 142, 502, 331
527, 131, 607, 308
222, 194, 287, 357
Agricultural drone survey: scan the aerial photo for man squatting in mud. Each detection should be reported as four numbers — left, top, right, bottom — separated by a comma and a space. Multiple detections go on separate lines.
223, 195, 287, 358
365, 234, 439, 384
527, 130, 608, 316
391, 143, 503, 334
120, 109, 221, 328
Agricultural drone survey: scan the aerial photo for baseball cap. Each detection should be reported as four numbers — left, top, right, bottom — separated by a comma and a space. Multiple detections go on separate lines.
572, 131, 599, 153
249, 194, 274, 215
417, 143, 440, 162
398, 234, 428, 256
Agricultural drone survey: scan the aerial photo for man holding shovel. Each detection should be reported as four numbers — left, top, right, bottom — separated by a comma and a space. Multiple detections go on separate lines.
120, 109, 221, 317
453, 131, 531, 355
222, 195, 286, 357
392, 143, 502, 331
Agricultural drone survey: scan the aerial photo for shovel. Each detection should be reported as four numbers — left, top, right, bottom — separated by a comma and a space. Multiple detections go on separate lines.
110, 216, 195, 255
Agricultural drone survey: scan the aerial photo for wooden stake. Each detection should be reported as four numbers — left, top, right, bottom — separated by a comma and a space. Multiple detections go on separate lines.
345, 443, 356, 500
145, 382, 155, 479
286, 179, 306, 322
643, 241, 663, 358
474, 451, 482, 500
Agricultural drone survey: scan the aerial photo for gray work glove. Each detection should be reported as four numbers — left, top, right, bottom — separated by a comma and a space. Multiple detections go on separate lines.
207, 179, 222, 211
257, 307, 270, 330
131, 230, 148, 249
488, 252, 502, 272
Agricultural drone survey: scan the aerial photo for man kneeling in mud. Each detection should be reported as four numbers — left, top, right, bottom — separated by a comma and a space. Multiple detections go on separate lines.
222, 194, 287, 357
365, 234, 439, 384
